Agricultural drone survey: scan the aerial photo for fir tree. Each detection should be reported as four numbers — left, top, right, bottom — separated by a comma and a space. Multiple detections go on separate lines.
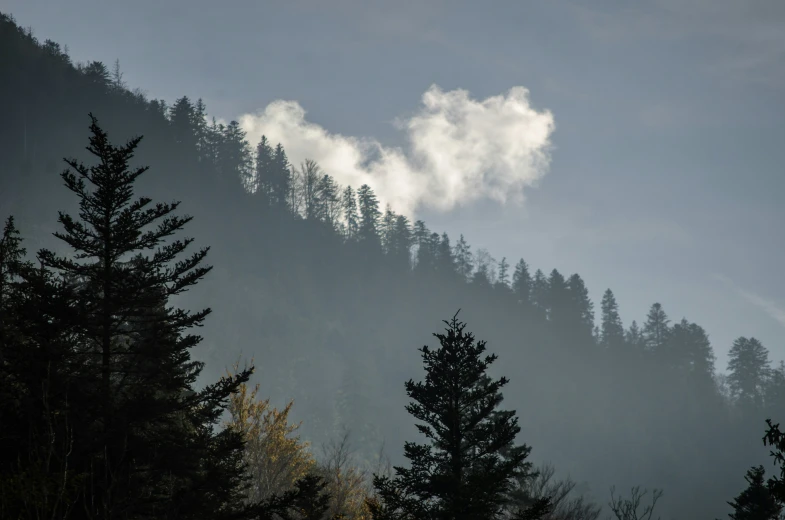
625, 320, 644, 352
530, 270, 549, 315
511, 259, 532, 307
369, 313, 549, 520
545, 269, 567, 323
169, 95, 197, 153
341, 186, 360, 241
254, 135, 275, 201
357, 184, 382, 250
725, 466, 781, 520
435, 233, 456, 276
600, 289, 624, 353
728, 337, 771, 409
413, 221, 435, 273
565, 274, 594, 345
219, 120, 253, 189
314, 174, 342, 230
33, 115, 255, 519
642, 303, 670, 356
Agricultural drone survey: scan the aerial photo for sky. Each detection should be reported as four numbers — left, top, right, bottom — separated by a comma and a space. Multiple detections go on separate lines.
6, 0, 785, 371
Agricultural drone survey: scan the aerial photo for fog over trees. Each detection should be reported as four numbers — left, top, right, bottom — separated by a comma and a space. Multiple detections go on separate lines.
2, 11, 785, 520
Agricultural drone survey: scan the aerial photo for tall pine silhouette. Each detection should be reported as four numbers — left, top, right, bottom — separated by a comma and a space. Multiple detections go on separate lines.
369, 312, 549, 520
33, 114, 255, 519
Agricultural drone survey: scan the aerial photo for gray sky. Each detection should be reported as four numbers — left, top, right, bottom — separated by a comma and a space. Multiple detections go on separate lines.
7, 0, 785, 371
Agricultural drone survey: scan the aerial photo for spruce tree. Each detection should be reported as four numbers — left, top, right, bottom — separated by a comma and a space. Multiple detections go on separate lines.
511, 259, 532, 307
728, 337, 771, 409
600, 289, 624, 353
642, 303, 670, 356
34, 114, 255, 519
413, 221, 434, 273
342, 186, 360, 241
254, 135, 274, 200
357, 184, 382, 250
725, 466, 781, 520
369, 313, 549, 520
435, 233, 456, 277
314, 174, 342, 229
169, 96, 197, 153
530, 269, 549, 315
564, 274, 594, 345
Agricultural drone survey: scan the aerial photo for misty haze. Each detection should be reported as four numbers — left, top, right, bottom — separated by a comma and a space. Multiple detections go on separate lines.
1, 2, 785, 520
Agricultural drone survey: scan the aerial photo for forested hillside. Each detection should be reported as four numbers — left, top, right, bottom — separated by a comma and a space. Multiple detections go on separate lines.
2, 12, 784, 519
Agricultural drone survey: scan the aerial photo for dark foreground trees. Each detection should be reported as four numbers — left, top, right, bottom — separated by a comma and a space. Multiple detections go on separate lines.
368, 313, 551, 520
0, 116, 334, 520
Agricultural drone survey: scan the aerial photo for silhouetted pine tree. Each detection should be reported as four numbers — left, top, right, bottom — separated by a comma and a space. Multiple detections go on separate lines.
314, 173, 342, 230
564, 274, 594, 346
642, 303, 670, 357
342, 186, 360, 241
725, 466, 781, 520
357, 184, 382, 252
433, 233, 455, 279
169, 95, 197, 154
728, 337, 771, 409
625, 320, 644, 353
600, 289, 625, 354
413, 221, 435, 274
33, 115, 255, 519
511, 259, 532, 308
369, 313, 550, 520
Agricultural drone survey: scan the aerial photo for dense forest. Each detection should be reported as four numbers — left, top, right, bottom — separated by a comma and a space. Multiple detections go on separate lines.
2, 11, 785, 519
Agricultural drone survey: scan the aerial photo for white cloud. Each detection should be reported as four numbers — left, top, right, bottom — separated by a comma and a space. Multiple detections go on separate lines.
238, 84, 555, 216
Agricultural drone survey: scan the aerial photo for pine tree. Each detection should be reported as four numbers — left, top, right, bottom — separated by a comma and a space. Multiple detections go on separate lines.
413, 221, 435, 274
511, 259, 532, 307
299, 159, 323, 220
728, 337, 771, 409
600, 289, 624, 353
564, 274, 594, 345
530, 270, 549, 315
272, 143, 293, 212
546, 269, 567, 323
388, 214, 413, 270
342, 186, 360, 241
725, 466, 781, 520
667, 319, 716, 383
369, 313, 549, 520
220, 120, 253, 189
357, 184, 382, 250
33, 115, 255, 519
193, 98, 210, 159
625, 320, 644, 352
314, 174, 342, 230
435, 233, 456, 277
381, 205, 397, 254
642, 303, 670, 356
169, 95, 197, 153
254, 135, 275, 202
